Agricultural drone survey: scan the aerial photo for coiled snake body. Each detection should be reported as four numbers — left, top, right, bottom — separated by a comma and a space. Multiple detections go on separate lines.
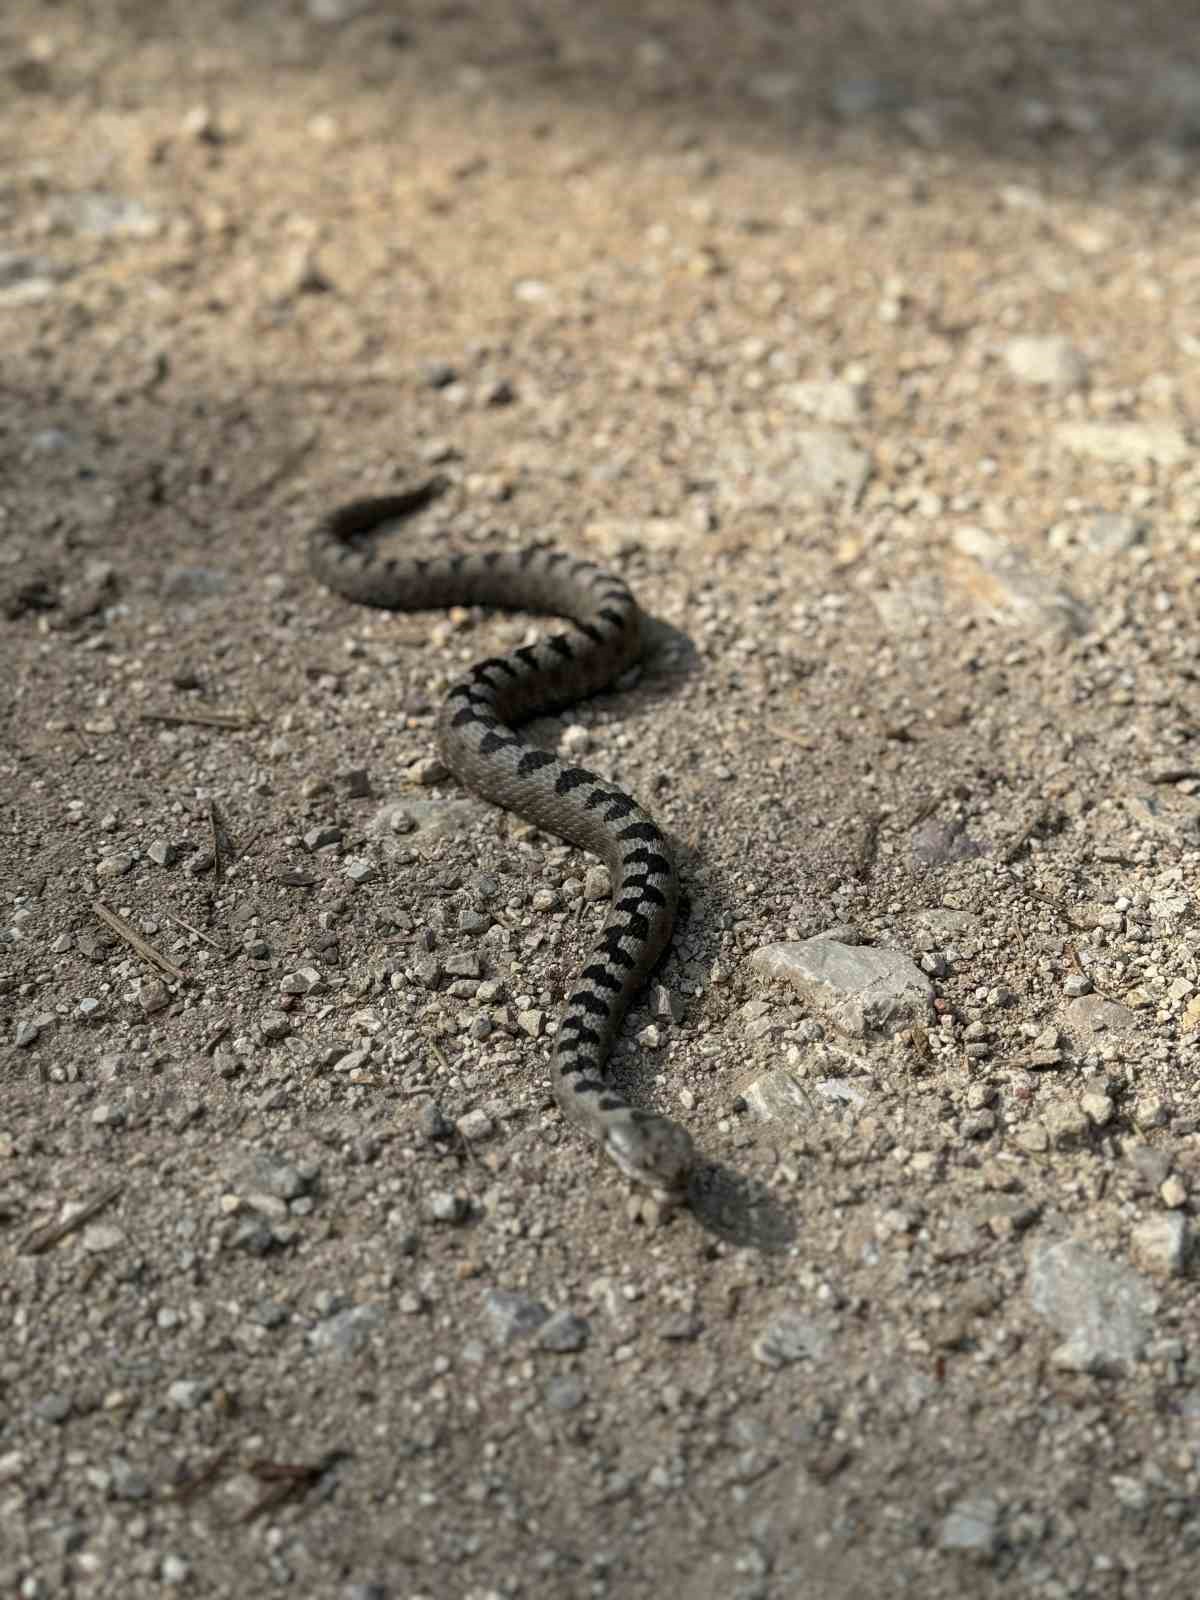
308, 486, 695, 1193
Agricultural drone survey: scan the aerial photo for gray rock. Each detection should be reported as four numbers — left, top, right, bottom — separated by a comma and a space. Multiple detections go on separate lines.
233, 1154, 311, 1200
95, 852, 134, 880
831, 77, 901, 118
0, 251, 66, 304
109, 1456, 151, 1500
1083, 513, 1145, 555
424, 1189, 469, 1225
1028, 1239, 1157, 1373
538, 1310, 590, 1353
1003, 335, 1088, 389
81, 1223, 125, 1253
55, 192, 161, 238
232, 1217, 277, 1254
147, 838, 185, 867
1130, 1214, 1189, 1278
1124, 787, 1200, 845
33, 1392, 74, 1423
543, 1374, 586, 1411
160, 1554, 191, 1587
167, 1378, 212, 1410
138, 979, 171, 1014
871, 574, 945, 632
910, 819, 985, 867
309, 1304, 385, 1355
333, 1047, 371, 1075
456, 1108, 494, 1142
718, 428, 871, 508
258, 1009, 292, 1041
740, 1067, 814, 1126
947, 526, 1090, 639
248, 1300, 289, 1329
280, 967, 325, 995
482, 1289, 550, 1345
780, 379, 867, 424
1064, 995, 1138, 1036
752, 1309, 832, 1367
939, 1492, 1002, 1558
751, 938, 933, 1037
1153, 64, 1200, 146
163, 566, 229, 600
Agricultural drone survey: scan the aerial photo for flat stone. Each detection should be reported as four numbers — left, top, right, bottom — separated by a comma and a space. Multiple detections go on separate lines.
482, 1289, 549, 1345
752, 1309, 832, 1368
946, 526, 1089, 639
779, 379, 868, 424
1055, 422, 1189, 468
81, 1223, 125, 1253
1083, 513, 1146, 555
1003, 335, 1088, 389
718, 427, 871, 508
538, 1310, 590, 1353
167, 1378, 212, 1410
95, 853, 134, 880
910, 818, 985, 867
137, 979, 171, 1014
147, 839, 184, 867
424, 1189, 469, 1224
1064, 995, 1138, 1036
751, 939, 932, 1037
456, 1108, 494, 1142
308, 1304, 385, 1355
1130, 1214, 1188, 1278
258, 1010, 292, 1041
55, 191, 161, 238
1028, 1239, 1157, 1373
939, 1492, 1002, 1558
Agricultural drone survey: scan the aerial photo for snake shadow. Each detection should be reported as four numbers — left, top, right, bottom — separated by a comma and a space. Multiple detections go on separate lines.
645, 890, 798, 1254
628, 739, 798, 1257
684, 1159, 797, 1253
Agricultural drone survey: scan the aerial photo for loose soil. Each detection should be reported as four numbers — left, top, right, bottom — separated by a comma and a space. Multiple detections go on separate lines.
3, 4, 1200, 1597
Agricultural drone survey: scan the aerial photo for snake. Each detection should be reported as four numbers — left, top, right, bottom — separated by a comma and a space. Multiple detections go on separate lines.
308, 482, 695, 1194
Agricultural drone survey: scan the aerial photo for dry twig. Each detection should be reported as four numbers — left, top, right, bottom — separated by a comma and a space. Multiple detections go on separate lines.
140, 709, 256, 729
23, 1182, 123, 1254
92, 901, 186, 981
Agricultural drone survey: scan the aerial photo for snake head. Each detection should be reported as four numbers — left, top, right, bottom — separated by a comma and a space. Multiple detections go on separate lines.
604, 1111, 695, 1194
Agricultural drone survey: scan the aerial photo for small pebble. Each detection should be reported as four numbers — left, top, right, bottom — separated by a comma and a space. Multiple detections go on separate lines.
424, 1189, 469, 1224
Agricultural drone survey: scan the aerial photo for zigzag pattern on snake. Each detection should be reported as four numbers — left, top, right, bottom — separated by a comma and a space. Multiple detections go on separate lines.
308, 483, 695, 1192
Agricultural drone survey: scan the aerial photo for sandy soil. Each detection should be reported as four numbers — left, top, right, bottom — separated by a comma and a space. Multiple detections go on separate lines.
4, 3, 1200, 1596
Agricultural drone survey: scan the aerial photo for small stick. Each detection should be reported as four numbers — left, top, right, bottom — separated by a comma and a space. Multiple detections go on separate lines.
1000, 805, 1048, 865
163, 911, 227, 952
209, 800, 223, 881
238, 1450, 348, 1524
768, 723, 816, 751
173, 1447, 236, 1503
23, 1182, 123, 1254
92, 901, 187, 981
140, 710, 256, 729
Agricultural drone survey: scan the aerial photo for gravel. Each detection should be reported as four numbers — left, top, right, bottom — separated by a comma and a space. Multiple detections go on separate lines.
4, 3, 1200, 1597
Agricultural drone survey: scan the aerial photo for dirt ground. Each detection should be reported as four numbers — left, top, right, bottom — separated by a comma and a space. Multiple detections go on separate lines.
4, 2, 1200, 1596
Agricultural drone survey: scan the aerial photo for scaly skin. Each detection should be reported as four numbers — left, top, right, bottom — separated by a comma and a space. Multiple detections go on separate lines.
308, 485, 694, 1193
